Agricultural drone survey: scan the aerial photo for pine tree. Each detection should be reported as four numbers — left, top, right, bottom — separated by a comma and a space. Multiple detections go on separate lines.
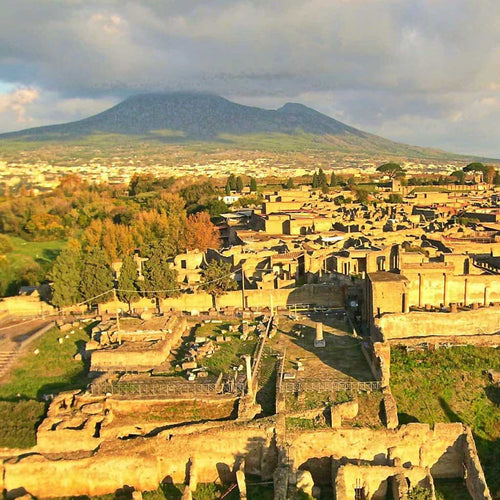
117, 254, 140, 310
228, 174, 237, 191
140, 240, 179, 312
79, 249, 114, 305
225, 183, 231, 195
250, 178, 257, 192
318, 168, 327, 188
50, 248, 83, 307
286, 178, 294, 189
312, 172, 319, 188
330, 172, 337, 187
236, 176, 244, 193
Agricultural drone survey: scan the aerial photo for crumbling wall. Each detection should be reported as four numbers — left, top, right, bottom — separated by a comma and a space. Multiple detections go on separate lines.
288, 423, 465, 485
335, 464, 432, 500
377, 308, 500, 340
3, 424, 273, 499
462, 427, 492, 500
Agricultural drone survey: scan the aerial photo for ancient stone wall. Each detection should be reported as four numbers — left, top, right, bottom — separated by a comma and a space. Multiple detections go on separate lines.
99, 284, 344, 314
405, 273, 500, 308
376, 308, 500, 340
335, 464, 432, 500
288, 423, 465, 485
3, 424, 274, 498
462, 427, 492, 500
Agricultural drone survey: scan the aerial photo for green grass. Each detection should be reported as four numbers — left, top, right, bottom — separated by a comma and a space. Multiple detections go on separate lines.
0, 236, 66, 296
286, 416, 329, 430
192, 321, 258, 376
390, 346, 500, 496
0, 324, 90, 400
0, 400, 46, 448
0, 322, 92, 448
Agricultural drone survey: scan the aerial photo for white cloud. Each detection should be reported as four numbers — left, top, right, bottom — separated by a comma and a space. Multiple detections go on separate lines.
0, 87, 39, 123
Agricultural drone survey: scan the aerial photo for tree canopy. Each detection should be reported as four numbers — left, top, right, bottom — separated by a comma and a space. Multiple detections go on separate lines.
200, 260, 237, 307
376, 163, 406, 178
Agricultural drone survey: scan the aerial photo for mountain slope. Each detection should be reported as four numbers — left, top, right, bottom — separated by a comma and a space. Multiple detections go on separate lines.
0, 92, 473, 160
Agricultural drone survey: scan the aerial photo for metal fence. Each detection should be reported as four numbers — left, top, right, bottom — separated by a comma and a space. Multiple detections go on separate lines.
280, 379, 381, 393
90, 377, 245, 397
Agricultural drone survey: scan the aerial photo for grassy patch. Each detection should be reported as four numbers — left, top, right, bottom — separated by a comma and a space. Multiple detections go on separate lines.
0, 324, 90, 400
0, 400, 46, 448
390, 346, 500, 495
286, 416, 329, 430
0, 236, 66, 296
192, 321, 258, 376
0, 322, 92, 448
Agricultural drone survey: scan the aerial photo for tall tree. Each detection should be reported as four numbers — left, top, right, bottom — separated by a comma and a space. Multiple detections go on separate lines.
117, 254, 140, 311
79, 249, 114, 305
250, 177, 257, 192
227, 174, 237, 191
330, 172, 337, 187
317, 168, 328, 188
184, 211, 220, 251
50, 248, 83, 308
200, 260, 237, 308
236, 176, 244, 193
286, 177, 294, 189
140, 240, 179, 312
312, 172, 319, 188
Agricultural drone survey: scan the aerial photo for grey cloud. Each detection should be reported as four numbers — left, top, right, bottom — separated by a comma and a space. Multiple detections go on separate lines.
0, 0, 498, 156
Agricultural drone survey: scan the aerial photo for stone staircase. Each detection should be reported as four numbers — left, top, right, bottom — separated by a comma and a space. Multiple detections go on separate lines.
0, 347, 18, 379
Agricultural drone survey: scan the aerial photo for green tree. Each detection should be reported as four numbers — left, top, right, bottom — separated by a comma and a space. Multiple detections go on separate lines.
250, 177, 257, 192
494, 170, 500, 186
330, 172, 337, 187
387, 193, 403, 203
376, 162, 406, 178
227, 174, 237, 191
286, 177, 294, 189
140, 240, 179, 312
450, 170, 465, 184
200, 260, 237, 308
206, 198, 228, 218
463, 162, 485, 172
79, 249, 114, 305
225, 183, 231, 195
317, 168, 328, 188
236, 176, 244, 193
50, 248, 83, 308
311, 172, 318, 188
117, 254, 140, 311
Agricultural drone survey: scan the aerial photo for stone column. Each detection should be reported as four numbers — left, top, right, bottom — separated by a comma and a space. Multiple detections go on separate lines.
243, 355, 254, 397
314, 322, 325, 347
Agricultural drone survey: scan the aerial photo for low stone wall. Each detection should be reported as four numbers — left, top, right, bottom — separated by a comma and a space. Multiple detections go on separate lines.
98, 284, 344, 315
376, 308, 500, 341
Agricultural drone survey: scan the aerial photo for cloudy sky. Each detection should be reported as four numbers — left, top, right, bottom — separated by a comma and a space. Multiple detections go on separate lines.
1, 0, 499, 157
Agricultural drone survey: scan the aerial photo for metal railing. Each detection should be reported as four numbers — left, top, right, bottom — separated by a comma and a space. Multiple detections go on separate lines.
280, 379, 381, 393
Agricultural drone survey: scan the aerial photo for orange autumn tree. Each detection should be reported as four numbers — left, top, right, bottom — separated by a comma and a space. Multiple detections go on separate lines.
184, 212, 220, 252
